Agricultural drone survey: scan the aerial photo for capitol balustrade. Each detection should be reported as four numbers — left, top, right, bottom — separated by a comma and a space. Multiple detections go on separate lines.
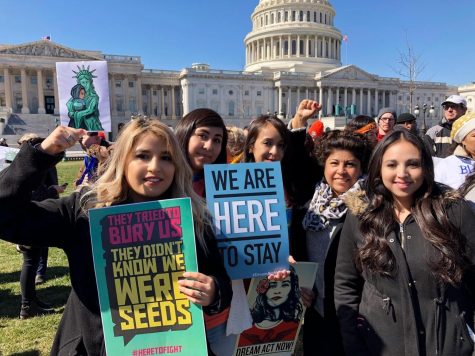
103, 54, 141, 63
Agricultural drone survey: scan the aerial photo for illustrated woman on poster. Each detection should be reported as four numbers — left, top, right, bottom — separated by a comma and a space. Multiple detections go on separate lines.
67, 65, 104, 131
238, 266, 303, 346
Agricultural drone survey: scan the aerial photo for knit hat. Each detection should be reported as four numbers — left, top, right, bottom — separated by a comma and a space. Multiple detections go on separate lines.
396, 113, 417, 124
450, 112, 475, 143
377, 107, 397, 121
308, 120, 324, 139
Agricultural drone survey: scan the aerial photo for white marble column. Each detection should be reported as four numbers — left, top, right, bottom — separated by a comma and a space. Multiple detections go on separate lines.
297, 87, 301, 105
53, 70, 59, 115
367, 89, 371, 116
147, 86, 152, 116
160, 87, 166, 119
374, 89, 379, 114
327, 88, 333, 116
171, 86, 176, 119
352, 88, 356, 106
109, 75, 117, 116
270, 37, 274, 59
124, 77, 131, 118
287, 87, 292, 118
344, 87, 348, 109
136, 77, 143, 114
297, 35, 301, 57
3, 68, 12, 111
318, 86, 323, 118
37, 69, 45, 114
182, 83, 189, 115
335, 87, 340, 109
278, 87, 283, 115
359, 88, 364, 115
21, 68, 30, 113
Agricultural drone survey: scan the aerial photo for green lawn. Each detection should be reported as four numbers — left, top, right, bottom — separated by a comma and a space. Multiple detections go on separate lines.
0, 160, 81, 355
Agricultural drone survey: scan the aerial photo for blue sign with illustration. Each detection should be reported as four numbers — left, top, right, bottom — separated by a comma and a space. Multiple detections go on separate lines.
204, 162, 289, 279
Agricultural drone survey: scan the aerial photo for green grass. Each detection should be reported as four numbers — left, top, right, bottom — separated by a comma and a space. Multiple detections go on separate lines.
0, 161, 81, 355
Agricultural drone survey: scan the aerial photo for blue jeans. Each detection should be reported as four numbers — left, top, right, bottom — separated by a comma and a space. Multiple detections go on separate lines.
206, 322, 238, 356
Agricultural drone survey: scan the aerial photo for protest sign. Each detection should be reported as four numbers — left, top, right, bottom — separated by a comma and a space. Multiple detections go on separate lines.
204, 162, 289, 279
234, 262, 318, 356
56, 60, 111, 132
0, 146, 19, 171
89, 198, 207, 355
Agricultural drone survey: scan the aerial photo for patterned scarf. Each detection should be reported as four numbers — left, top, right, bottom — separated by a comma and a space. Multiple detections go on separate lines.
302, 178, 364, 232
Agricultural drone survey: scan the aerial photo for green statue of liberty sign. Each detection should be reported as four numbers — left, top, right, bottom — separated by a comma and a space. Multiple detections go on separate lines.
67, 65, 104, 131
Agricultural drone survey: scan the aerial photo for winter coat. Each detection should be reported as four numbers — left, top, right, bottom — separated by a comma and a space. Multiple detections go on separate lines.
424, 120, 454, 158
0, 143, 232, 356
334, 191, 475, 356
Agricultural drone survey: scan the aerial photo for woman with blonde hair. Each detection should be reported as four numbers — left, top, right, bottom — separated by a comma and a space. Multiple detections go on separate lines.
0, 119, 232, 355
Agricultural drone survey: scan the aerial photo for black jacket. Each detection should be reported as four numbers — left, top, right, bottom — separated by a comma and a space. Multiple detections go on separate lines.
0, 143, 232, 356
334, 193, 475, 356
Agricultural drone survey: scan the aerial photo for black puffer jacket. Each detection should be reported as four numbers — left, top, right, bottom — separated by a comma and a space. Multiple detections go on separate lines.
0, 143, 232, 355
334, 192, 475, 356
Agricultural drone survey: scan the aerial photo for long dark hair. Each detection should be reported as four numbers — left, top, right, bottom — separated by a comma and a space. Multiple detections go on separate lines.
175, 108, 228, 168
251, 266, 302, 324
242, 115, 295, 200
358, 129, 468, 286
242, 115, 290, 163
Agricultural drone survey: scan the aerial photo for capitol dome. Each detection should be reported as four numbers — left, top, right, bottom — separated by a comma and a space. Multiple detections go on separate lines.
244, 0, 342, 73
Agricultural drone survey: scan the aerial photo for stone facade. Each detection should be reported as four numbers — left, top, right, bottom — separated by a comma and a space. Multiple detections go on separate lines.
0, 0, 466, 137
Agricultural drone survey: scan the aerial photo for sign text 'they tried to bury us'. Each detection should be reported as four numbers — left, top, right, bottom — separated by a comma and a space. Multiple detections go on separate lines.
204, 162, 289, 279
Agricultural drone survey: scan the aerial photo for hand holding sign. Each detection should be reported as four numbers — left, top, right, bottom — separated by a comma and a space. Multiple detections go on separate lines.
178, 271, 216, 306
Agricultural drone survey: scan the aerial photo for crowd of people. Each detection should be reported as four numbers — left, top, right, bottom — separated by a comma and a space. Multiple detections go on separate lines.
0, 94, 474, 356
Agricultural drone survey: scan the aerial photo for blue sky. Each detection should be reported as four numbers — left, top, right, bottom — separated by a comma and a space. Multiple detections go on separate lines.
1, 0, 473, 86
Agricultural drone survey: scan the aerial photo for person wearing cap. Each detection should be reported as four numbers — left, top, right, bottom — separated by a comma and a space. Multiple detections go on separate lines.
376, 107, 396, 141
424, 94, 467, 158
308, 120, 324, 141
433, 112, 475, 189
396, 112, 418, 134
0, 137, 8, 147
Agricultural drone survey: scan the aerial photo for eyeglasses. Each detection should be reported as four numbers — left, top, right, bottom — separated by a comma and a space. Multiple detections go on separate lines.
443, 103, 464, 110
380, 117, 395, 122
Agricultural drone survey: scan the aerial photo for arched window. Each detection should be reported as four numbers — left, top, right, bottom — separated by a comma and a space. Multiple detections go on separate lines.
277, 12, 281, 23
307, 11, 311, 22
285, 11, 288, 22
271, 13, 274, 24
228, 101, 235, 116
291, 40, 297, 55
299, 11, 304, 21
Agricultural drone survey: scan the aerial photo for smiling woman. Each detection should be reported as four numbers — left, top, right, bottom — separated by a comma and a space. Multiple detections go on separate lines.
301, 129, 371, 356
335, 129, 475, 356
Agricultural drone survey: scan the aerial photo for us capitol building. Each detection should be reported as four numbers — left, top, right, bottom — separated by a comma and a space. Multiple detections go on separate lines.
0, 0, 474, 138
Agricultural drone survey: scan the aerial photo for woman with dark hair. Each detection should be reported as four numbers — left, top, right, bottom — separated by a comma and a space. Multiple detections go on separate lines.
175, 108, 236, 355
238, 266, 303, 346
243, 102, 323, 261
175, 108, 228, 197
335, 129, 475, 356
301, 130, 371, 356
345, 115, 378, 148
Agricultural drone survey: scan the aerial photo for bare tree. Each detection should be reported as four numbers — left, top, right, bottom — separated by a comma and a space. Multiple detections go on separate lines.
392, 32, 427, 113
